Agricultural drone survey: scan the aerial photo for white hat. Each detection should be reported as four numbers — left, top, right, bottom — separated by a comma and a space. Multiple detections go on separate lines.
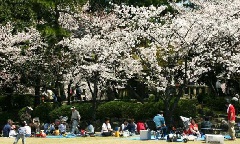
71, 106, 75, 109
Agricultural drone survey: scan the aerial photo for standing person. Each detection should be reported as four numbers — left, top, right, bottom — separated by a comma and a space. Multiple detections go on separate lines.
153, 111, 167, 139
67, 80, 74, 105
226, 100, 236, 140
75, 83, 82, 101
70, 106, 81, 134
13, 122, 26, 144
2, 119, 12, 137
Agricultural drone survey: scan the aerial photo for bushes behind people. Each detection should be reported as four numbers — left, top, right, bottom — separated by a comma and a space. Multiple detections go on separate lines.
0, 95, 228, 129
49, 103, 93, 121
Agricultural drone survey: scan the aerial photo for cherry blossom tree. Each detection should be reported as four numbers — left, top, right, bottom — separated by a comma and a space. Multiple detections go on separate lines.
57, 0, 240, 120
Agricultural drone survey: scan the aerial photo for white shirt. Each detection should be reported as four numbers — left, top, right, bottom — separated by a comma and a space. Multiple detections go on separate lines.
58, 124, 66, 133
101, 123, 111, 133
24, 125, 31, 135
9, 130, 17, 137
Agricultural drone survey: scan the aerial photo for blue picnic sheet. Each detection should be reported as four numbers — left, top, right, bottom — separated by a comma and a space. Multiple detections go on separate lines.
126, 134, 232, 142
46, 134, 77, 138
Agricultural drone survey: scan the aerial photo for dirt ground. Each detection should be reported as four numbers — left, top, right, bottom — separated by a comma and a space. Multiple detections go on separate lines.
0, 136, 239, 144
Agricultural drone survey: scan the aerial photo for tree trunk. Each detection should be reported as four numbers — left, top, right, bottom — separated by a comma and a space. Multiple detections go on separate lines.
163, 85, 184, 127
87, 72, 99, 120
92, 78, 98, 120
34, 76, 41, 107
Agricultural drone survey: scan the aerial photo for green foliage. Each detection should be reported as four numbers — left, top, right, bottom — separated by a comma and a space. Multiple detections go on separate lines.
148, 94, 155, 102
96, 101, 164, 120
198, 94, 226, 112
18, 107, 27, 119
96, 101, 127, 119
0, 94, 34, 111
173, 99, 198, 119
135, 101, 164, 120
32, 103, 57, 122
49, 103, 92, 121
96, 101, 141, 119
49, 105, 72, 121
12, 94, 34, 108
0, 110, 19, 127
0, 96, 8, 110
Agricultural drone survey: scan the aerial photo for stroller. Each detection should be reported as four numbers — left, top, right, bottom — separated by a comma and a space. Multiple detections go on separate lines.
167, 116, 193, 143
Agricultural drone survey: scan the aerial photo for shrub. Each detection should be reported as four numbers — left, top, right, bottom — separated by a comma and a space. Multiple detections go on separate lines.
12, 94, 34, 108
49, 103, 92, 122
135, 101, 164, 120
96, 101, 165, 121
96, 101, 128, 119
173, 99, 198, 119
96, 101, 141, 120
32, 103, 56, 122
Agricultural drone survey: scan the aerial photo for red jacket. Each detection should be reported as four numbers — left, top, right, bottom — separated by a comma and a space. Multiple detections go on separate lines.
228, 104, 236, 121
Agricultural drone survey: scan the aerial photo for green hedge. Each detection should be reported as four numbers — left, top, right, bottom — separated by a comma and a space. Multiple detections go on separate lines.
49, 103, 92, 122
32, 103, 57, 123
96, 101, 165, 121
11, 97, 227, 125
0, 94, 34, 111
13, 94, 34, 108
173, 99, 198, 119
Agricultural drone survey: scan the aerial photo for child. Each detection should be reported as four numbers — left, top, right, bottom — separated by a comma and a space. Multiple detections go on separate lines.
58, 122, 67, 135
54, 126, 60, 136
86, 121, 94, 136
13, 122, 26, 144
9, 125, 17, 137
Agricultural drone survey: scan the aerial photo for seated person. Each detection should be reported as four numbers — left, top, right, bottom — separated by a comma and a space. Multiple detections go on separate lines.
9, 125, 17, 137
101, 117, 113, 136
120, 119, 128, 133
43, 121, 50, 134
24, 122, 32, 137
153, 111, 167, 138
124, 119, 136, 135
186, 119, 201, 137
54, 126, 60, 136
86, 121, 94, 136
49, 122, 55, 134
201, 116, 212, 134
58, 122, 67, 135
136, 120, 146, 134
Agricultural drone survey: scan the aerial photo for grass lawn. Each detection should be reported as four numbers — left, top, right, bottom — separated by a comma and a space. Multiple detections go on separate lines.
0, 136, 239, 144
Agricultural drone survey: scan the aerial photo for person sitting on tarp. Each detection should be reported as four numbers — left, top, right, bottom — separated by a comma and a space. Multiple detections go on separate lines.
101, 117, 113, 136
124, 119, 136, 135
187, 119, 201, 138
201, 116, 212, 134
136, 120, 146, 134
86, 121, 94, 136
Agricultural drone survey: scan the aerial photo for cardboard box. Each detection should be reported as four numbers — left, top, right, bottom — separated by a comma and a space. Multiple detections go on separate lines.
205, 134, 224, 144
140, 130, 151, 140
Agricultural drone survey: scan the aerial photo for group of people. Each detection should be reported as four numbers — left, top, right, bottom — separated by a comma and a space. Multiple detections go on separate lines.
151, 100, 237, 141
2, 98, 237, 144
2, 119, 31, 144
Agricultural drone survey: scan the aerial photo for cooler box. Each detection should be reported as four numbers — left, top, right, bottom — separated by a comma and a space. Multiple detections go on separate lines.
140, 130, 151, 140
205, 134, 224, 144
